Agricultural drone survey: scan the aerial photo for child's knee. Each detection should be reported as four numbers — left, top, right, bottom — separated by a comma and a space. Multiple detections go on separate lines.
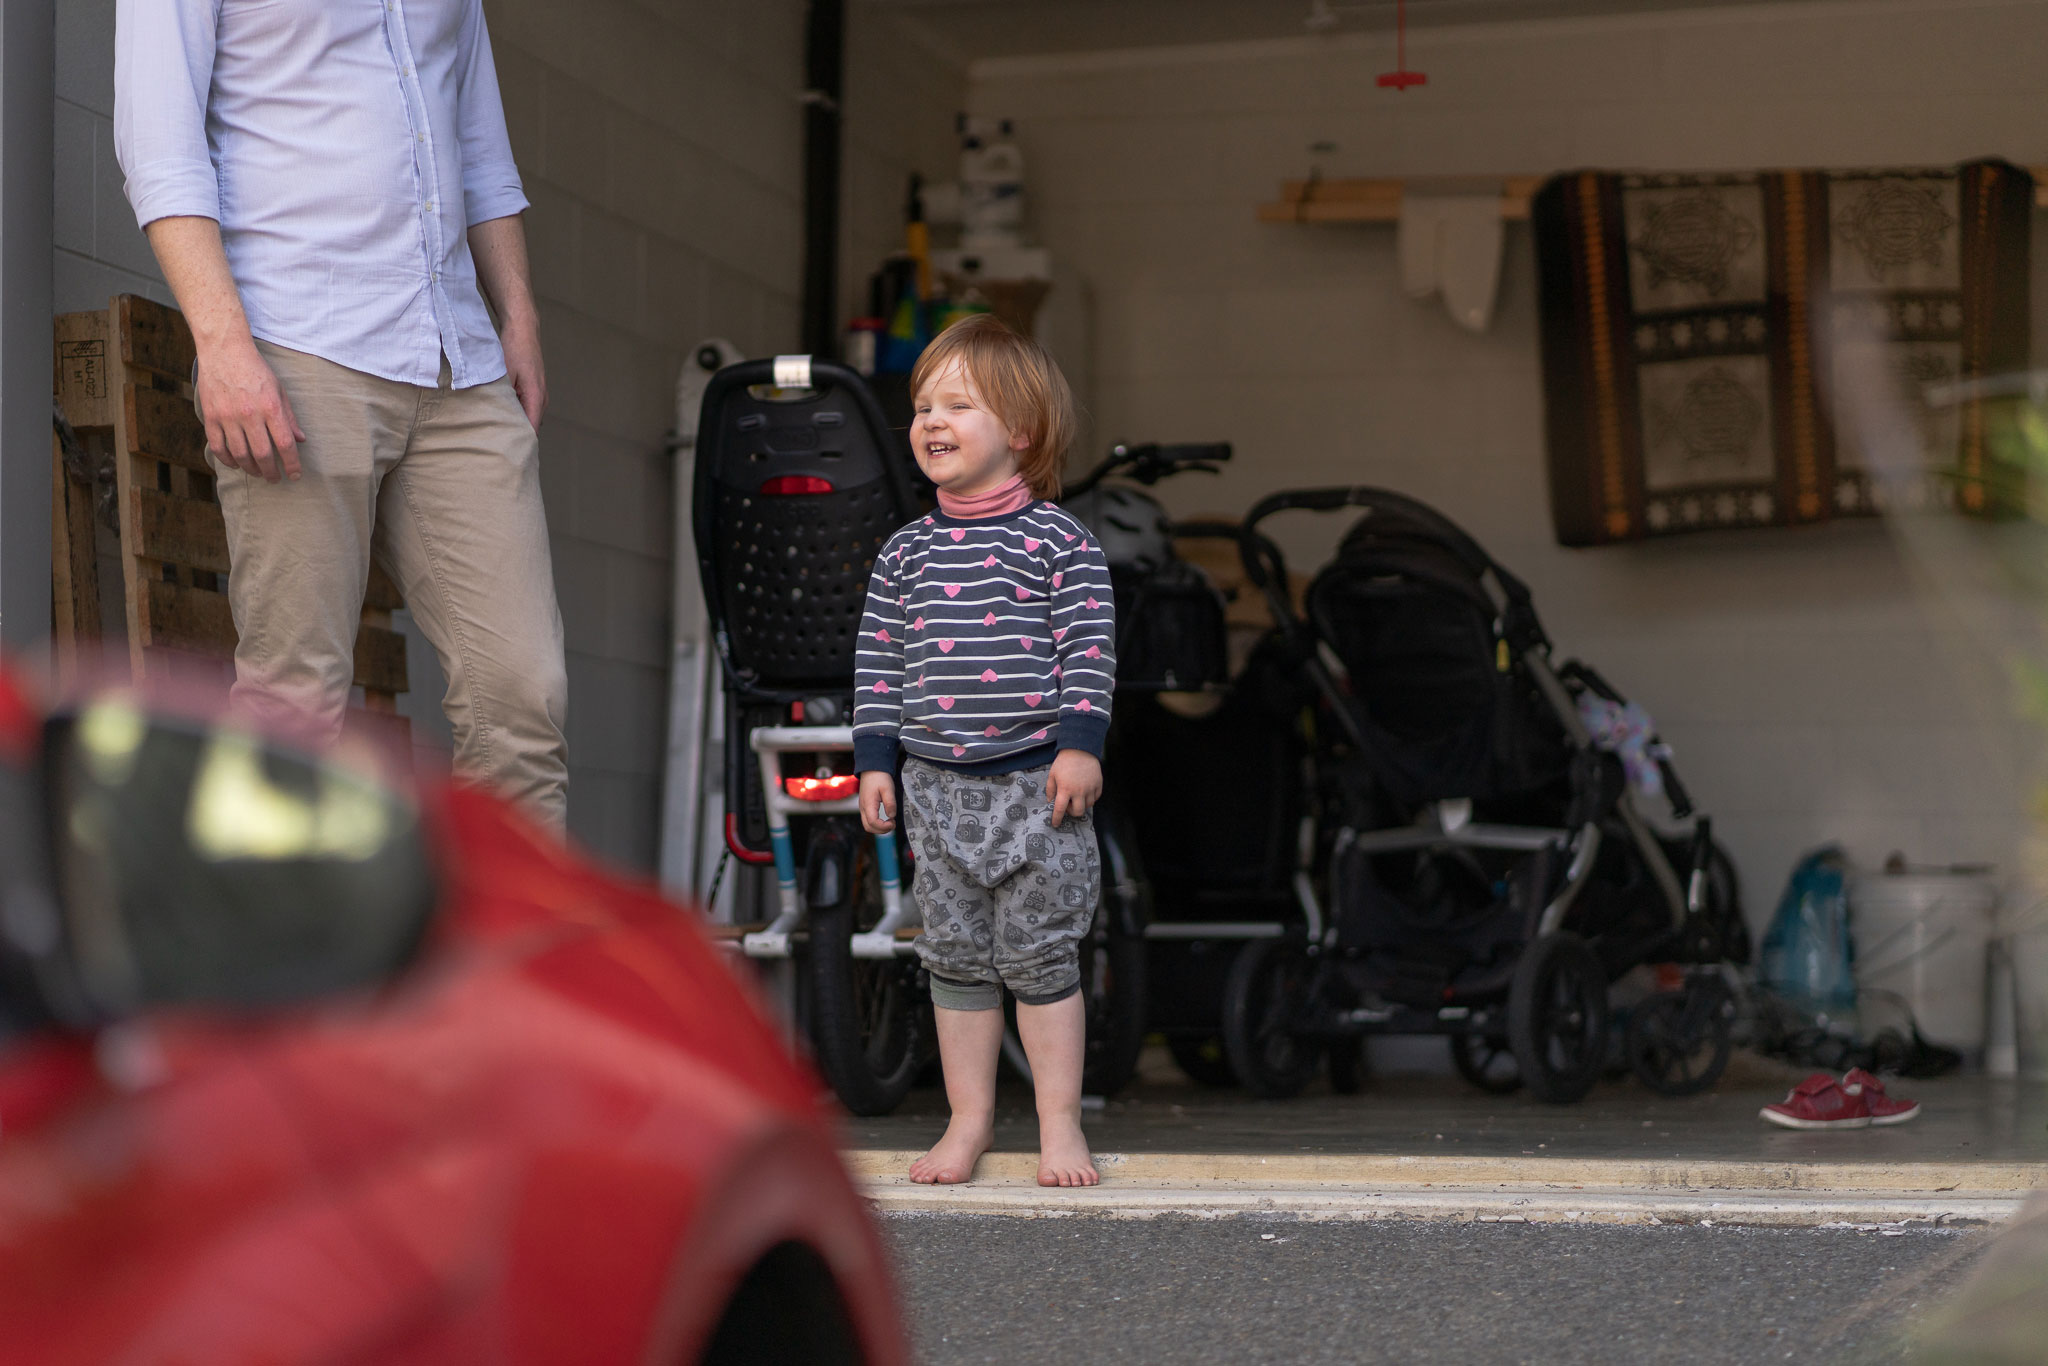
1010, 977, 1080, 1007
928, 972, 1003, 1011
997, 940, 1082, 1006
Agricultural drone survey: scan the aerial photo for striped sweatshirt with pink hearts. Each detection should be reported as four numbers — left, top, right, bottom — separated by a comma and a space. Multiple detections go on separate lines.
853, 501, 1115, 775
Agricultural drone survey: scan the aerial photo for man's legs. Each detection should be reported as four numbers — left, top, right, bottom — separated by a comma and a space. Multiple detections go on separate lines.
213, 343, 410, 745
374, 367, 569, 829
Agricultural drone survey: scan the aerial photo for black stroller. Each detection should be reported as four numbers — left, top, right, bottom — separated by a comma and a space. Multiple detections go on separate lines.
1218, 488, 1746, 1103
1062, 443, 1322, 1088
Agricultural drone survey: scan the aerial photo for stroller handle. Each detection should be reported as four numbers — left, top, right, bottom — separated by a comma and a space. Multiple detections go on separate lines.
1235, 487, 1385, 609
1238, 485, 1544, 643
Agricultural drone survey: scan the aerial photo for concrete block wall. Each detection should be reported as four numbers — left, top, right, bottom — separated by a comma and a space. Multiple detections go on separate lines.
476, 0, 810, 868
53, 0, 174, 312
967, 0, 2048, 926
841, 4, 969, 329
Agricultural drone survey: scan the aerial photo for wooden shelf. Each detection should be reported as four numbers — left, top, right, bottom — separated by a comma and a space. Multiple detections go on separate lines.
1259, 169, 2048, 224
1258, 176, 1542, 224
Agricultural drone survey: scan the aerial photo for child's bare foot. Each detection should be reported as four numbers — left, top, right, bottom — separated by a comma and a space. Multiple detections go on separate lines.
1036, 1113, 1099, 1187
909, 1117, 992, 1185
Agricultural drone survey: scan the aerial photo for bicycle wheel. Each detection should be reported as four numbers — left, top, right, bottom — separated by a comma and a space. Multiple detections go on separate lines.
808, 834, 930, 1117
1221, 937, 1323, 1100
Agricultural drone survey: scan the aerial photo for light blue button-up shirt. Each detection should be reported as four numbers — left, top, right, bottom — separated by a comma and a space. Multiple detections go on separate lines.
114, 0, 529, 389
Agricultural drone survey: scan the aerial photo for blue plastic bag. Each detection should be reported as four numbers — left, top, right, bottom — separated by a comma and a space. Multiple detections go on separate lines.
1758, 846, 1857, 1014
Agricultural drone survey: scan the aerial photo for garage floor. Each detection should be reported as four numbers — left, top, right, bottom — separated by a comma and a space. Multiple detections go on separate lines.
841, 1044, 2048, 1169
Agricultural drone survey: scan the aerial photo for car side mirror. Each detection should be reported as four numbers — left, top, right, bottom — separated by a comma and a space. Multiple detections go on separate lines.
42, 699, 438, 1018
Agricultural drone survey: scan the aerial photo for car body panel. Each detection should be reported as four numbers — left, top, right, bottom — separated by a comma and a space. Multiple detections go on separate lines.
0, 779, 904, 1365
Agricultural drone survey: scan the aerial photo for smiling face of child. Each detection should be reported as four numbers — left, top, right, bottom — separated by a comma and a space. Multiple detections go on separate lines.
911, 357, 1030, 498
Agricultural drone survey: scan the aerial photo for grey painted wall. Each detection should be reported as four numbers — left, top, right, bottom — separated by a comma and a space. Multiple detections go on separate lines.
5, 0, 52, 650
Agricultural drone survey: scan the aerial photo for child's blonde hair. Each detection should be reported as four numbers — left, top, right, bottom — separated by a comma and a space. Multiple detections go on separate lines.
910, 313, 1076, 500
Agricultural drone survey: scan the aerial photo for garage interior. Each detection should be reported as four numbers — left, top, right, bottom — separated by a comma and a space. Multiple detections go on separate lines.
45, 0, 2048, 1190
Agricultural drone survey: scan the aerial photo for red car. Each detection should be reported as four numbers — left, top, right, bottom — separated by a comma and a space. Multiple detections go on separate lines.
0, 682, 906, 1364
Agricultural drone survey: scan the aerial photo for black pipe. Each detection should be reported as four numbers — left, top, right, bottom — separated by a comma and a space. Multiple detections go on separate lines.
800, 0, 845, 357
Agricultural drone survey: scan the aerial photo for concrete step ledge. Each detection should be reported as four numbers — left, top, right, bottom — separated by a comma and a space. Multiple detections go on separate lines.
843, 1148, 2048, 1195
865, 1180, 2020, 1227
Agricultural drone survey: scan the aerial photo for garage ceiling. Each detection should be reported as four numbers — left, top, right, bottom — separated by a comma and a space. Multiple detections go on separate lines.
863, 0, 1828, 62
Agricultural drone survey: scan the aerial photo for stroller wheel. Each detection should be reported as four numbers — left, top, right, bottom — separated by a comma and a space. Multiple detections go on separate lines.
1221, 938, 1324, 1100
1507, 931, 1609, 1104
1449, 1033, 1522, 1095
1167, 1033, 1238, 1088
1626, 980, 1735, 1097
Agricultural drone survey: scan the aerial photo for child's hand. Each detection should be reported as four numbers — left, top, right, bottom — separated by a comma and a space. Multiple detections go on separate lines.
859, 770, 898, 835
1045, 750, 1102, 828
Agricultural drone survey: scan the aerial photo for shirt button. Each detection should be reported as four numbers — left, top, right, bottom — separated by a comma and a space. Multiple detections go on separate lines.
425, 200, 436, 212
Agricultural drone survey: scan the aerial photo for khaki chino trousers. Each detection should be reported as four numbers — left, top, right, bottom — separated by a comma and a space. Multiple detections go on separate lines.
209, 341, 569, 829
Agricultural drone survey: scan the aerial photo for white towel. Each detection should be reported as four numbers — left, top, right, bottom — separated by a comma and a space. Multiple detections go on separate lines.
1398, 192, 1505, 334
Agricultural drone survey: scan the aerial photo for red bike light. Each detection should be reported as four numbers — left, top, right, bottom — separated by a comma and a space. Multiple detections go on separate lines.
760, 475, 834, 496
785, 774, 860, 801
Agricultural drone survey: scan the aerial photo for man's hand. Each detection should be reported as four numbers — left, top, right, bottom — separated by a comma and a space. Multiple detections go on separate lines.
142, 216, 304, 482
469, 215, 545, 429
198, 339, 306, 482
860, 770, 898, 836
1045, 749, 1102, 828
501, 319, 547, 430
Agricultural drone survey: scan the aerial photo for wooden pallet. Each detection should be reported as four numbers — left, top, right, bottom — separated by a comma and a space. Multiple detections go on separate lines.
52, 296, 410, 740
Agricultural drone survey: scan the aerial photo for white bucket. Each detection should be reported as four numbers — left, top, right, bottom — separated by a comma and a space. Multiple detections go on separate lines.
1850, 870, 1998, 1053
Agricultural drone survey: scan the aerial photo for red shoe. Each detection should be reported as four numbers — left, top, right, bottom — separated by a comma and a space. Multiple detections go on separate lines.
1760, 1072, 1872, 1129
1842, 1068, 1921, 1125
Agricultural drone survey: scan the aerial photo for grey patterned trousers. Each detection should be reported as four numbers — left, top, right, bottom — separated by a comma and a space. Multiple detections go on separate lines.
901, 757, 1101, 1011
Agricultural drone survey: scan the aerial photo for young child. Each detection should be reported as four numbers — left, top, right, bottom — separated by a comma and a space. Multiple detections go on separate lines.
853, 314, 1114, 1189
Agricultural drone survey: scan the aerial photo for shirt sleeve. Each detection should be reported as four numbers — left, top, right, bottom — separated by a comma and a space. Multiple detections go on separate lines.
455, 0, 530, 226
114, 0, 223, 229
852, 542, 909, 774
1050, 526, 1116, 759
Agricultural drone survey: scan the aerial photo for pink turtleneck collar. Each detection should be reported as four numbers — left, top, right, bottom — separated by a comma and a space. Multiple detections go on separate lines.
937, 473, 1033, 519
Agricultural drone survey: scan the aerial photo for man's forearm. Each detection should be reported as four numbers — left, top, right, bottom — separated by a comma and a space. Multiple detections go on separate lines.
141, 215, 304, 480
468, 213, 539, 335
143, 216, 257, 360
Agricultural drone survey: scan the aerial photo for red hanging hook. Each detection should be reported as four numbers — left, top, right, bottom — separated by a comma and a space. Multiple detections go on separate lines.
1377, 0, 1427, 91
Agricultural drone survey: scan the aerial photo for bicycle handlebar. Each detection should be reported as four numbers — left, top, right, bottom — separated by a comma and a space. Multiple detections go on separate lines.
1065, 441, 1233, 497
1242, 486, 1377, 526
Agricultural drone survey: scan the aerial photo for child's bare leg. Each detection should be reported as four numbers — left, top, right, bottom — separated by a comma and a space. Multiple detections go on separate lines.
909, 1003, 1002, 1184
1016, 992, 1098, 1187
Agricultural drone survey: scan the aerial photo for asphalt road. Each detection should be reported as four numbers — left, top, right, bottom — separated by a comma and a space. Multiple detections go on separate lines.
883, 1214, 1991, 1365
